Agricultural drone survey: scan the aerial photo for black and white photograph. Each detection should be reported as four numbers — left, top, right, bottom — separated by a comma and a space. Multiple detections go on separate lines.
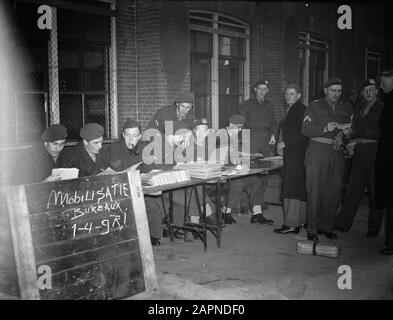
0, 0, 392, 303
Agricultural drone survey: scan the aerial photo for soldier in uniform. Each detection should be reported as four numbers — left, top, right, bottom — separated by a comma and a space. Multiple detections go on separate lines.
58, 123, 109, 177
239, 79, 277, 213
220, 114, 274, 225
14, 124, 68, 184
108, 117, 165, 246
302, 78, 353, 241
334, 79, 383, 237
376, 69, 393, 255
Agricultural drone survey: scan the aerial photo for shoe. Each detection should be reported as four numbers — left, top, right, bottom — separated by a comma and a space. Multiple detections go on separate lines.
250, 214, 273, 225
224, 214, 236, 224
318, 230, 337, 239
380, 248, 393, 255
333, 225, 349, 232
307, 233, 319, 242
240, 207, 249, 215
150, 237, 160, 246
205, 215, 217, 226
366, 230, 379, 238
273, 225, 299, 234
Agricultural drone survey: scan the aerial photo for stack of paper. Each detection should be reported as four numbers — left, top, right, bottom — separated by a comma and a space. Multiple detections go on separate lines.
141, 170, 191, 187
176, 161, 223, 179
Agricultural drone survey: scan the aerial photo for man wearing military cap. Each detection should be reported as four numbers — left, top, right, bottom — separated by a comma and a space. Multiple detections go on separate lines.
58, 123, 109, 177
108, 117, 165, 246
145, 90, 197, 154
13, 124, 68, 184
218, 114, 274, 225
376, 69, 393, 255
334, 79, 383, 237
302, 77, 353, 241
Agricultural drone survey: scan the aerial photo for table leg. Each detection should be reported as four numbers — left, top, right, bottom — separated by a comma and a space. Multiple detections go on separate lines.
216, 181, 222, 248
169, 190, 174, 245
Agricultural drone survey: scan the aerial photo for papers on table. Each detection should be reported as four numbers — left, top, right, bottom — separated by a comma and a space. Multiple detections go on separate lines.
141, 169, 191, 186
51, 168, 79, 180
176, 161, 223, 179
98, 162, 143, 176
336, 123, 351, 130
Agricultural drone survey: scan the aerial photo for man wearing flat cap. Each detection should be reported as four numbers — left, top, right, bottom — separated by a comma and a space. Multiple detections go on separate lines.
375, 69, 393, 255
302, 77, 353, 241
145, 91, 197, 161
335, 79, 383, 238
13, 124, 68, 184
58, 123, 109, 177
218, 114, 273, 226
108, 117, 165, 246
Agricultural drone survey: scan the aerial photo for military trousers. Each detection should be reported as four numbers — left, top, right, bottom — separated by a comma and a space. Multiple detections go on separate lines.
227, 176, 264, 211
305, 141, 346, 234
145, 195, 165, 239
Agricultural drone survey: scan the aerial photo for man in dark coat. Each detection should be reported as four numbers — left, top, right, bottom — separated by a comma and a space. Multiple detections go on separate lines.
334, 79, 383, 237
376, 69, 393, 255
58, 123, 109, 177
13, 124, 68, 184
108, 117, 165, 246
302, 78, 353, 241
274, 84, 308, 234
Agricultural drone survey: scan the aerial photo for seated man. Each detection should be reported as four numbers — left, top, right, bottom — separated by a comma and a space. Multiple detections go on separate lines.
220, 114, 273, 225
108, 117, 165, 246
58, 123, 109, 177
14, 124, 68, 184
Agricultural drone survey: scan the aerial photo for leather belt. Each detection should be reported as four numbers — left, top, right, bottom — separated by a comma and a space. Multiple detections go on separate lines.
357, 138, 377, 144
311, 137, 334, 144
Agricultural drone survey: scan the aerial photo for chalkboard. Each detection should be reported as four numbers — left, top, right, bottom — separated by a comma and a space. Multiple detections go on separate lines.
4, 170, 157, 300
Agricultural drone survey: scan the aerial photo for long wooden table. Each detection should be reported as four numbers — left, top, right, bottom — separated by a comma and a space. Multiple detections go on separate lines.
142, 163, 283, 251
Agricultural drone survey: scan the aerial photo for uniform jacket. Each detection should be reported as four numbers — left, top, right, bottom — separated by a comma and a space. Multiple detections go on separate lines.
147, 104, 197, 134
302, 97, 353, 139
239, 98, 278, 135
13, 142, 59, 185
108, 139, 155, 173
57, 141, 109, 177
352, 100, 383, 140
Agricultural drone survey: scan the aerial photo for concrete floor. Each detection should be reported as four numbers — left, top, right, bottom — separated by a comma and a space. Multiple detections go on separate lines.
132, 202, 393, 300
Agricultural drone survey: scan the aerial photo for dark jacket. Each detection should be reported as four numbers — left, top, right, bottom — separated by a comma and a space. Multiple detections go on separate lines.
108, 139, 155, 173
352, 100, 383, 140
57, 141, 109, 177
13, 142, 60, 185
375, 90, 393, 209
239, 98, 278, 134
302, 97, 353, 139
281, 101, 309, 201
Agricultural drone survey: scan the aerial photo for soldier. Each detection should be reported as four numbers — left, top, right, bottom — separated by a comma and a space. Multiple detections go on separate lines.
239, 79, 277, 212
58, 123, 109, 177
302, 78, 353, 241
14, 124, 68, 184
108, 117, 165, 246
334, 79, 383, 237
376, 69, 393, 255
220, 114, 273, 225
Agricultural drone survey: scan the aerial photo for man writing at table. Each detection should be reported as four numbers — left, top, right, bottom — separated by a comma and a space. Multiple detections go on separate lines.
108, 117, 165, 246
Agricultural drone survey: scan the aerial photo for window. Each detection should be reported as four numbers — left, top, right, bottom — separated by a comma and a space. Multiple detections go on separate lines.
365, 48, 381, 80
299, 32, 329, 105
190, 12, 249, 128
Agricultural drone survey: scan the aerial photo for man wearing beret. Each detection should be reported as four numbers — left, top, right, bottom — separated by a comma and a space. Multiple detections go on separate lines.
58, 123, 109, 177
219, 114, 274, 225
302, 77, 353, 241
375, 69, 393, 255
239, 79, 277, 212
13, 124, 68, 184
108, 117, 164, 246
334, 79, 383, 237
145, 91, 197, 162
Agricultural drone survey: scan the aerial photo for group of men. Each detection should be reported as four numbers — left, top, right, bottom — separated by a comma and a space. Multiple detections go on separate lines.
13, 69, 393, 255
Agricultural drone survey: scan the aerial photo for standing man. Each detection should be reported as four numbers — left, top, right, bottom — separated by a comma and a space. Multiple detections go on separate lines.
58, 123, 109, 177
335, 79, 383, 237
302, 78, 353, 241
239, 79, 277, 213
376, 69, 393, 255
274, 84, 308, 234
14, 124, 68, 184
108, 117, 165, 246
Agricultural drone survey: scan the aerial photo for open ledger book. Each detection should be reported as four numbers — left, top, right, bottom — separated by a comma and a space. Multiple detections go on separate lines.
98, 162, 143, 175
141, 169, 191, 187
